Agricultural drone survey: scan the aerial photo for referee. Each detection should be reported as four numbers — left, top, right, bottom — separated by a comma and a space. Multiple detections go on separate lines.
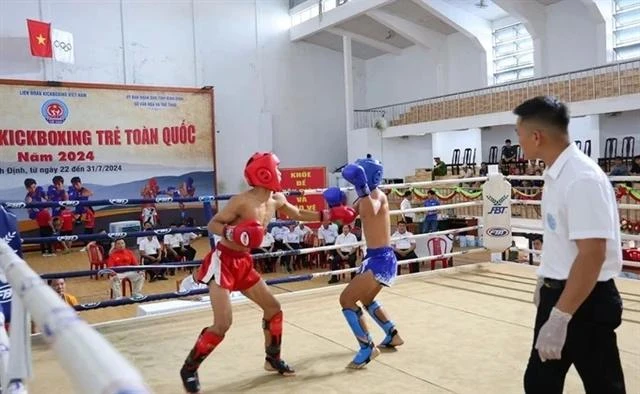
513, 96, 625, 394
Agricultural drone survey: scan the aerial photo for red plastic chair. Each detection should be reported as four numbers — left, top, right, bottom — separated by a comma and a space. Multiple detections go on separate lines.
110, 277, 132, 299
86, 242, 107, 280
426, 236, 451, 270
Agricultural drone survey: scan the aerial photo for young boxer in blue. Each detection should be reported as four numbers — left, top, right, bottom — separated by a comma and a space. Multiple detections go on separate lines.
340, 156, 404, 369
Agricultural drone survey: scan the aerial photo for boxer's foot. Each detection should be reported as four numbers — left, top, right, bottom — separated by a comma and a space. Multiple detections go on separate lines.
180, 366, 201, 393
264, 356, 296, 376
346, 343, 380, 369
379, 330, 404, 348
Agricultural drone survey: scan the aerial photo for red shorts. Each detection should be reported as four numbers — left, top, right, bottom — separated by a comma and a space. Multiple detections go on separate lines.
195, 243, 261, 291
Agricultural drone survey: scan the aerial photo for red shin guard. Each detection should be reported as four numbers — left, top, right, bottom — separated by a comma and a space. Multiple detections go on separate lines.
183, 328, 224, 371
262, 310, 283, 358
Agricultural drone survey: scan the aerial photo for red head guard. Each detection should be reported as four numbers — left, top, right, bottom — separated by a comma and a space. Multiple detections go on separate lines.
244, 152, 282, 191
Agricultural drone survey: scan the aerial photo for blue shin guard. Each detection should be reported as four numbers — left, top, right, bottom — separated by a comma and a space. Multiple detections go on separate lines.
342, 307, 376, 367
365, 301, 397, 347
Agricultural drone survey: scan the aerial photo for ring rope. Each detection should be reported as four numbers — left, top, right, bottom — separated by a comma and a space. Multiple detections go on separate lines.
70, 247, 490, 311
6, 173, 640, 210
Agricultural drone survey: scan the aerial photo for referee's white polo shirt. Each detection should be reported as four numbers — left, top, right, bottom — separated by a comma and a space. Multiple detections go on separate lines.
539, 143, 622, 281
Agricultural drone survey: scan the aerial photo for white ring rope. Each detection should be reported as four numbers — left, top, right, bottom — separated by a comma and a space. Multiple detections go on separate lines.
310, 248, 488, 278
0, 241, 150, 393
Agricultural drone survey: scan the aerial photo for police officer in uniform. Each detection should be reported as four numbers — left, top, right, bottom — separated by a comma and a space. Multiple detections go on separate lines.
514, 96, 626, 393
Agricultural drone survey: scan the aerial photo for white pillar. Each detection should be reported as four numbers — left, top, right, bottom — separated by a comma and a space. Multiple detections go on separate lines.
343, 35, 354, 132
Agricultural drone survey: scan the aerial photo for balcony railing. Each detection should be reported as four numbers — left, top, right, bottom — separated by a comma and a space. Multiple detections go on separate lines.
354, 59, 640, 129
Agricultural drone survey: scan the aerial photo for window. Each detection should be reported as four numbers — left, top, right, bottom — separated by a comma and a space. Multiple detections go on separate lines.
613, 0, 640, 60
290, 0, 350, 27
492, 23, 534, 84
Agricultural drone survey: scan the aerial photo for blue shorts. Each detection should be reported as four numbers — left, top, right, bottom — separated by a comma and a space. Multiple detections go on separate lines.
357, 246, 397, 287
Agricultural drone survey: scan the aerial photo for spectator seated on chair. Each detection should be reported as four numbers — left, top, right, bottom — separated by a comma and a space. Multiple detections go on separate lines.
164, 223, 187, 262
421, 190, 440, 234
329, 225, 358, 284
317, 220, 339, 266
49, 278, 78, 306
179, 223, 199, 261
107, 239, 144, 299
501, 139, 517, 166
609, 156, 629, 176
252, 228, 275, 273
479, 162, 488, 176
282, 224, 301, 273
294, 222, 313, 267
392, 220, 418, 274
138, 223, 167, 282
519, 235, 543, 265
432, 157, 447, 178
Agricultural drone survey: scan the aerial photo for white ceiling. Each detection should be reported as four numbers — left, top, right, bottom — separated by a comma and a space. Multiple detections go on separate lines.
444, 0, 509, 21
337, 15, 415, 49
535, 0, 564, 5
300, 0, 561, 60
304, 31, 386, 60
382, 0, 458, 35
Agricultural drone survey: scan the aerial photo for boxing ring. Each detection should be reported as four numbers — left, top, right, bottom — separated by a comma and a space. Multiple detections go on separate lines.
1, 172, 640, 393
28, 263, 640, 394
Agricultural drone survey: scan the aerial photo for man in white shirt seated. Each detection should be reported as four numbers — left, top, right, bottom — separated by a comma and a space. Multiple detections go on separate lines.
519, 235, 543, 265
283, 224, 301, 273
139, 228, 167, 282
294, 222, 313, 266
317, 220, 339, 267
293, 222, 312, 240
329, 225, 359, 284
391, 220, 418, 274
179, 223, 199, 261
252, 228, 275, 273
270, 224, 289, 251
164, 223, 187, 264
400, 191, 415, 224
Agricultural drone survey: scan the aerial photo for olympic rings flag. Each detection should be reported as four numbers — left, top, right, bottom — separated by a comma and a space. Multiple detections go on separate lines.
51, 28, 74, 64
0, 80, 216, 225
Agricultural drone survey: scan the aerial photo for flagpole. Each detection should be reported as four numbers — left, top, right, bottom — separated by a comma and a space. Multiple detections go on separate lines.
37, 0, 47, 80
120, 0, 128, 84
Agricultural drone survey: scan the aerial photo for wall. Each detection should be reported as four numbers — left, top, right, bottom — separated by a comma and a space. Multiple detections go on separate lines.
432, 129, 482, 164
599, 110, 640, 158
446, 32, 487, 93
347, 128, 432, 179
363, 31, 487, 109
568, 115, 600, 159
363, 45, 442, 109
0, 0, 350, 193
544, 0, 601, 76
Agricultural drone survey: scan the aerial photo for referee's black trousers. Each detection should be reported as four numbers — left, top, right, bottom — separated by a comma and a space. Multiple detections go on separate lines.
524, 278, 626, 394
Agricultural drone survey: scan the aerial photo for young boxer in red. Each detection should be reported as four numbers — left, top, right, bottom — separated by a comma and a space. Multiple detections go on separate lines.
180, 152, 357, 393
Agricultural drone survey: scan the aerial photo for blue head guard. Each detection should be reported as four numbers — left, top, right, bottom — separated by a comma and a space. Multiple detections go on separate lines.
355, 157, 383, 190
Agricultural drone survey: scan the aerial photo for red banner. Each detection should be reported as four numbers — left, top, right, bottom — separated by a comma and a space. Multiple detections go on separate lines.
278, 167, 326, 227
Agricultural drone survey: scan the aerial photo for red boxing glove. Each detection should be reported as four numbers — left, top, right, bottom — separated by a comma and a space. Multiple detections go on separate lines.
322, 206, 357, 225
223, 220, 264, 248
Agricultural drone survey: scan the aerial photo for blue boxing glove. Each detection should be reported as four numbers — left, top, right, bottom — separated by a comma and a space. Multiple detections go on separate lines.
342, 164, 370, 198
322, 187, 346, 208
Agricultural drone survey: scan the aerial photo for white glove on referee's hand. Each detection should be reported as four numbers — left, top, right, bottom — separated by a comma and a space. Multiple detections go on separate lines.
533, 277, 543, 307
534, 307, 572, 362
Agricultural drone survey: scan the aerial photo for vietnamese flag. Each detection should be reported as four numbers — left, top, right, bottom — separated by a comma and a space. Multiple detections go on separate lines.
26, 19, 52, 58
